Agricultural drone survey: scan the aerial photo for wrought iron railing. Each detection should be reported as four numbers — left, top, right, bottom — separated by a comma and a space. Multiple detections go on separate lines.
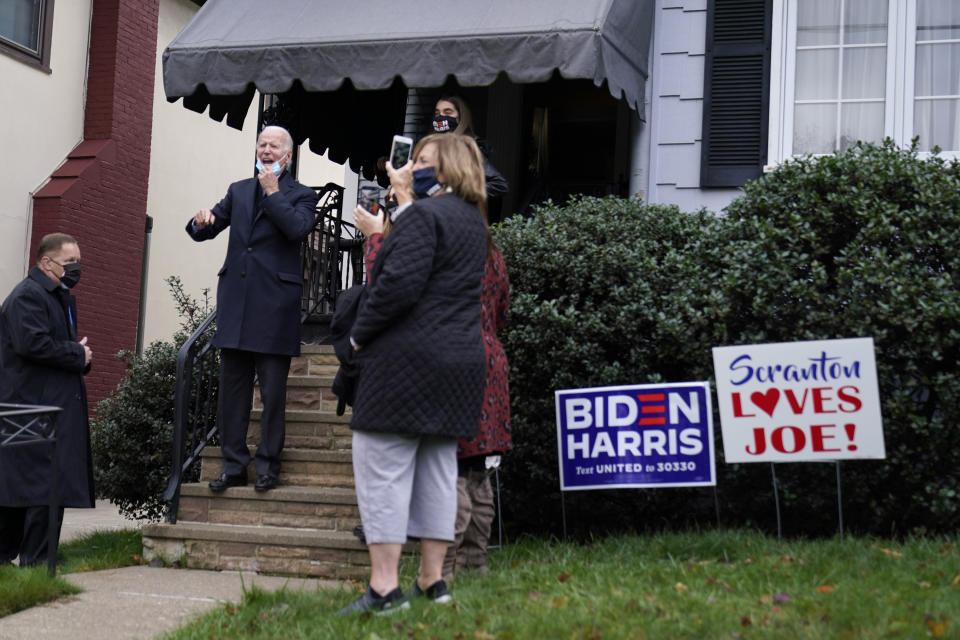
0, 403, 63, 575
163, 182, 360, 523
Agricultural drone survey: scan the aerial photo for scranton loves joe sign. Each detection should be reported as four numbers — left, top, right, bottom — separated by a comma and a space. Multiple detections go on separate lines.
555, 382, 715, 490
712, 338, 885, 463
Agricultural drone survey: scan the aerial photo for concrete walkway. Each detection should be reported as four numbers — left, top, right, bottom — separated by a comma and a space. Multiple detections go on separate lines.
0, 502, 340, 640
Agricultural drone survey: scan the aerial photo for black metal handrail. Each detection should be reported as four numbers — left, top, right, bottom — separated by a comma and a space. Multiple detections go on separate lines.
0, 403, 63, 575
163, 182, 359, 523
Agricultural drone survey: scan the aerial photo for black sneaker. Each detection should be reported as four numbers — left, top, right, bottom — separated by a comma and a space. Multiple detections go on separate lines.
336, 585, 410, 615
405, 579, 452, 604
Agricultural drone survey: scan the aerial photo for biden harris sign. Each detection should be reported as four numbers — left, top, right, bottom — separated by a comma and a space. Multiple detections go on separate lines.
555, 382, 716, 491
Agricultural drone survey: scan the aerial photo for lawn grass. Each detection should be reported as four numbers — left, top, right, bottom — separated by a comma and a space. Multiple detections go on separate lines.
0, 529, 142, 618
164, 530, 959, 640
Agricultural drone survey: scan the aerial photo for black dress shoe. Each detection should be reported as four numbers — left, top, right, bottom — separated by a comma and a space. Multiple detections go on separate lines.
209, 472, 247, 491
254, 474, 277, 492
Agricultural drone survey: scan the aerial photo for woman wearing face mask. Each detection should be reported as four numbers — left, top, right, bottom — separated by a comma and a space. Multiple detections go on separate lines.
354, 131, 512, 583
339, 134, 489, 614
431, 96, 508, 199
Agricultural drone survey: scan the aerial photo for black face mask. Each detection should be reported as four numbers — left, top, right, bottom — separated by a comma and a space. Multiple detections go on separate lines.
432, 115, 458, 133
59, 262, 82, 289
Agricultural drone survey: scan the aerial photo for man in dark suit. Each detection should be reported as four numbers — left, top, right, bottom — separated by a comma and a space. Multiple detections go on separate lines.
0, 233, 95, 566
187, 125, 319, 492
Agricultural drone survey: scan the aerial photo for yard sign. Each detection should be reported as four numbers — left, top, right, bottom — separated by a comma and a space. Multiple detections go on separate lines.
712, 337, 885, 463
555, 382, 715, 490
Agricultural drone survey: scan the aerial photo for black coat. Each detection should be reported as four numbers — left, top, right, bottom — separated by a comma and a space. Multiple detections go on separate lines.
186, 171, 319, 356
350, 194, 487, 438
0, 267, 94, 508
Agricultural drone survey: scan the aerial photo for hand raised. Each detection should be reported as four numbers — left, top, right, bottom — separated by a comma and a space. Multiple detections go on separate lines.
354, 205, 385, 237
193, 209, 215, 228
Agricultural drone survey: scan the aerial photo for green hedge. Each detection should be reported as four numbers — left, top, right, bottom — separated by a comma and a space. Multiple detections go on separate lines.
90, 277, 214, 521
494, 140, 960, 537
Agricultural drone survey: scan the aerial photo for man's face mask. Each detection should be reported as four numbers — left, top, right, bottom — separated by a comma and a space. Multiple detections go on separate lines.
256, 154, 287, 175
432, 115, 458, 133
50, 259, 82, 289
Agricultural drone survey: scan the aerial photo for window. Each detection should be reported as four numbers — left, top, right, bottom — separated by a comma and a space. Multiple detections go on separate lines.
0, 0, 54, 71
769, 0, 959, 161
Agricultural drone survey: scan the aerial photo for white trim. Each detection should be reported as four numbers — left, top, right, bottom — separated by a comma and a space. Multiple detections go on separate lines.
768, 0, 959, 162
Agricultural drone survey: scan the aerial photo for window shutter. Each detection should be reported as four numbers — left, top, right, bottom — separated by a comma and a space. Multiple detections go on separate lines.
700, 0, 772, 187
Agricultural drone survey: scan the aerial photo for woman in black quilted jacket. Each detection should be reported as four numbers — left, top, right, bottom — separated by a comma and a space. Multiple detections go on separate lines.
338, 134, 488, 615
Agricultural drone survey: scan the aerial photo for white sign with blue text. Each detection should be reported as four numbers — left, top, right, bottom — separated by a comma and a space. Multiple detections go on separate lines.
555, 382, 715, 491
712, 337, 885, 463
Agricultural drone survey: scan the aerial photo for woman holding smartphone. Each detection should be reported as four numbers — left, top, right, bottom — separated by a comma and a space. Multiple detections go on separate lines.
355, 131, 513, 583
339, 134, 488, 614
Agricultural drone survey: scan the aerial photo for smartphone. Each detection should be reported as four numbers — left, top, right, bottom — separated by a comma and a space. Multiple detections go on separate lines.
390, 134, 413, 169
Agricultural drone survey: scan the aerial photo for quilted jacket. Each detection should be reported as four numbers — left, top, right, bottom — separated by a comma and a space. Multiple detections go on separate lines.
350, 193, 486, 438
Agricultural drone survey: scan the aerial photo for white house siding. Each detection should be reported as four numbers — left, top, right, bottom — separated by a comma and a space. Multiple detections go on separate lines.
141, 0, 349, 345
645, 0, 742, 214
0, 0, 93, 297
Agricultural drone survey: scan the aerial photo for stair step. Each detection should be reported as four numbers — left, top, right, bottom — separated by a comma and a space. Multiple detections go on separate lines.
201, 447, 355, 488
247, 411, 352, 450
175, 484, 359, 531
142, 522, 371, 579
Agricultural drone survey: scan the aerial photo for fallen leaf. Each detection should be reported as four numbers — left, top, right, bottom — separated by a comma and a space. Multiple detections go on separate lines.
474, 632, 494, 640
740, 615, 752, 627
705, 575, 717, 584
674, 582, 688, 593
557, 572, 572, 583
551, 597, 565, 608
815, 584, 834, 594
644, 592, 657, 602
918, 581, 931, 589
780, 555, 795, 563
878, 546, 903, 558
951, 574, 960, 586
745, 557, 754, 564
760, 594, 772, 603
926, 616, 949, 638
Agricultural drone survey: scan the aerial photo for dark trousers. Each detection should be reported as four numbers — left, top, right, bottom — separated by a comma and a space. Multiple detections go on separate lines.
217, 348, 291, 479
0, 505, 64, 566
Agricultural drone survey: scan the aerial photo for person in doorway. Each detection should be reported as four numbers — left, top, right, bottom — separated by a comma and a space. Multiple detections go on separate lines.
186, 125, 319, 493
431, 95, 508, 198
0, 233, 95, 566
338, 134, 488, 614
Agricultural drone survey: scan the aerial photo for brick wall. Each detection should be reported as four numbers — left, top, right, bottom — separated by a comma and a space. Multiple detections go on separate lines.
31, 0, 160, 407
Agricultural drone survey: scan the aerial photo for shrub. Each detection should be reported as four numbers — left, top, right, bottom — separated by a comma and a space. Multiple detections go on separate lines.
91, 277, 214, 521
495, 140, 960, 537
494, 196, 724, 536
712, 140, 960, 535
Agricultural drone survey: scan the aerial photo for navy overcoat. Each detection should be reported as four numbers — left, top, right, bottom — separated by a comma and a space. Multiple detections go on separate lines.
186, 170, 319, 356
0, 267, 94, 508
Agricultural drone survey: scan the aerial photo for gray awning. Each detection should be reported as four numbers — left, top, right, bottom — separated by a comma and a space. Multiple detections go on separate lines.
162, 0, 653, 177
164, 0, 653, 109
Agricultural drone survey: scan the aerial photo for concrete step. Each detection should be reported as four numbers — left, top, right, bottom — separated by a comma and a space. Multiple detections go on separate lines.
174, 483, 359, 531
200, 447, 355, 488
247, 410, 352, 450
289, 344, 340, 377
142, 522, 370, 579
254, 375, 341, 413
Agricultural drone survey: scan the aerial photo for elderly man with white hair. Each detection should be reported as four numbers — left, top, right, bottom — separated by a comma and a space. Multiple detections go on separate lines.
187, 125, 319, 492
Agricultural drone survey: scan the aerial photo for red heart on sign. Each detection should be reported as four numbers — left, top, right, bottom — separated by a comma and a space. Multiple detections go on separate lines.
751, 389, 780, 417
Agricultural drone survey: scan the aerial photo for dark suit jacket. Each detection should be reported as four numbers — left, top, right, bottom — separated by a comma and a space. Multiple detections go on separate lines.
186, 171, 319, 356
0, 267, 94, 508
